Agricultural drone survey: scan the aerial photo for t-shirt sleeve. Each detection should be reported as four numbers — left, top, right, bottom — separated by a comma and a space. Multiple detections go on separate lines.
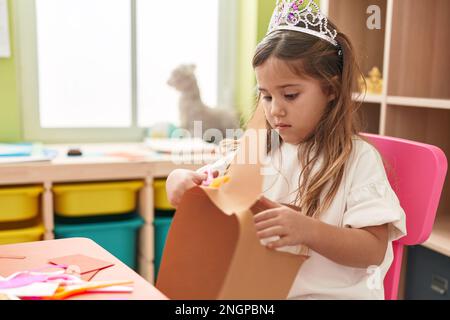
343, 143, 407, 242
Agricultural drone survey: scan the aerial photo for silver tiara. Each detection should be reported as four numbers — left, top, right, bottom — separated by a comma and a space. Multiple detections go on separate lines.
268, 0, 338, 47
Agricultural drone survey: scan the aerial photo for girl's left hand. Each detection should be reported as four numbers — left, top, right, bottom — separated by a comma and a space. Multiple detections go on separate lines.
254, 197, 310, 249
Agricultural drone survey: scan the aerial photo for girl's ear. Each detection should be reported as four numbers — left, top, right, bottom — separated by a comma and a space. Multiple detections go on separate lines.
327, 76, 339, 102
328, 93, 336, 102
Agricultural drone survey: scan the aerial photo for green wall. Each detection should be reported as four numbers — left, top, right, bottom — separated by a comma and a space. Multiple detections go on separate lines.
235, 0, 321, 125
257, 0, 275, 43
235, 0, 274, 126
0, 0, 22, 142
235, 0, 258, 125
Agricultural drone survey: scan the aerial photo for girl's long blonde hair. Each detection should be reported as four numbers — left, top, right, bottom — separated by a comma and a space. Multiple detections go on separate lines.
252, 20, 366, 218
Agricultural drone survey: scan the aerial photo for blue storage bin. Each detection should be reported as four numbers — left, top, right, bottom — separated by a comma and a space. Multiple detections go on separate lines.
154, 216, 173, 279
54, 214, 144, 270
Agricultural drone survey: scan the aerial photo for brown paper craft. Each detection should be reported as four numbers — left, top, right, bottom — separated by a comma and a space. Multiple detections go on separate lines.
156, 105, 309, 300
49, 254, 114, 281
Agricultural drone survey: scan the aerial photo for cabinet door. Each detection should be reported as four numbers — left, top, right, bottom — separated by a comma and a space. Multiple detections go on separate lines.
406, 246, 450, 300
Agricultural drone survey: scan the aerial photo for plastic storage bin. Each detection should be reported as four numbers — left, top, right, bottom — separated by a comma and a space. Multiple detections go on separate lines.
54, 215, 144, 270
154, 179, 175, 211
53, 181, 144, 217
0, 186, 43, 223
154, 216, 173, 279
0, 224, 45, 245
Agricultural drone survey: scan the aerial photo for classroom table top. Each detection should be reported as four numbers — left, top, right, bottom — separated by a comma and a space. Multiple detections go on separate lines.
0, 142, 219, 184
0, 238, 169, 300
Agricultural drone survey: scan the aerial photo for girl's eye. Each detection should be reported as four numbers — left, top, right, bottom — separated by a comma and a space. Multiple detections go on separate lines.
262, 96, 272, 102
285, 93, 299, 101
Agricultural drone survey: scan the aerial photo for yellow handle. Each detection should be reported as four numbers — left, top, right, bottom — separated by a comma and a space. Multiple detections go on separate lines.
209, 176, 231, 189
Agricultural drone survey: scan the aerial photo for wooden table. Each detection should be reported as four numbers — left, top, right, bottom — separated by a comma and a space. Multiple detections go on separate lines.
0, 142, 218, 284
0, 238, 168, 300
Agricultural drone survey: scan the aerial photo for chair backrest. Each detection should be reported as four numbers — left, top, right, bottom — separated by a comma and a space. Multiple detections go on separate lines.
361, 133, 448, 300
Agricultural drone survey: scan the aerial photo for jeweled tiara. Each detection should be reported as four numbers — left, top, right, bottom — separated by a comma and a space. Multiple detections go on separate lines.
267, 0, 338, 47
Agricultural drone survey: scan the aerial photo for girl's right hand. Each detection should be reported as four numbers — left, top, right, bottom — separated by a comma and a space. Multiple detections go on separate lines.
166, 169, 217, 208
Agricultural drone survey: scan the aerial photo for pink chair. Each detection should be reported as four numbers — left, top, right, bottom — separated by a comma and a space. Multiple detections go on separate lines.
361, 133, 448, 300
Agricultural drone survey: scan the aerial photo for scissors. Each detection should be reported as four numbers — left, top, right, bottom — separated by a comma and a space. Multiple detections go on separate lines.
201, 167, 216, 187
209, 176, 231, 188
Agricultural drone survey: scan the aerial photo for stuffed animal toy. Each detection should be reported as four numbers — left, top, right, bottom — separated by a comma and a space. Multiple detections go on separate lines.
167, 64, 240, 144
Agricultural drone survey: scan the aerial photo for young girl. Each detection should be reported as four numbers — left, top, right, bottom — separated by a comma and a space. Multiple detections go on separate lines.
166, 0, 406, 300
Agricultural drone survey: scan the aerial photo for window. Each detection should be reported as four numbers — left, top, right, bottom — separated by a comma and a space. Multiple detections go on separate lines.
35, 0, 132, 128
16, 0, 236, 142
136, 0, 219, 127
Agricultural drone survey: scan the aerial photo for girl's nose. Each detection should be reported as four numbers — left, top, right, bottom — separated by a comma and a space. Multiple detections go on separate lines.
270, 100, 287, 118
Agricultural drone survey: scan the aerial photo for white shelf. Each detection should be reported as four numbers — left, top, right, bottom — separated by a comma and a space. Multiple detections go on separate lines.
352, 93, 384, 104
423, 214, 450, 257
352, 94, 450, 109
320, 0, 329, 15
387, 96, 450, 110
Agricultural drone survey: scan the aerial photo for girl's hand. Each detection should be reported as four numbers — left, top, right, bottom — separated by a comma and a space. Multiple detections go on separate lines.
254, 197, 310, 249
166, 169, 218, 208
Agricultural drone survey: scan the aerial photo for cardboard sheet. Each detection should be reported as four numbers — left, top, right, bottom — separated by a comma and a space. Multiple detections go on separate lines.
156, 106, 308, 300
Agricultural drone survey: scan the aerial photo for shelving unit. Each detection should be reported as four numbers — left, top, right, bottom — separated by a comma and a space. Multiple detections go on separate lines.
0, 143, 210, 285
324, 0, 450, 299
327, 0, 387, 77
358, 102, 382, 135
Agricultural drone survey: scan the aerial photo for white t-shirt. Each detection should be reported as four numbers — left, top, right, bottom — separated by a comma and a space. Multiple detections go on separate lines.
199, 136, 407, 300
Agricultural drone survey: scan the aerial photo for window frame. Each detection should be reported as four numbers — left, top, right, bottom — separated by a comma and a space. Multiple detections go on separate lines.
14, 0, 237, 143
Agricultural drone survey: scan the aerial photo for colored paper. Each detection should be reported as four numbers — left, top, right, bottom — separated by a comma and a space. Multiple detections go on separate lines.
49, 254, 114, 281
156, 105, 309, 300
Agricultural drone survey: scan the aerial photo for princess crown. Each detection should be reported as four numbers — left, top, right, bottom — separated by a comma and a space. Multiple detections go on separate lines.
268, 0, 338, 47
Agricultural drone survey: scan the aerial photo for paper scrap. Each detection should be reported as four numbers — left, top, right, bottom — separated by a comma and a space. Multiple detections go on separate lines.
0, 282, 60, 298
49, 254, 114, 280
